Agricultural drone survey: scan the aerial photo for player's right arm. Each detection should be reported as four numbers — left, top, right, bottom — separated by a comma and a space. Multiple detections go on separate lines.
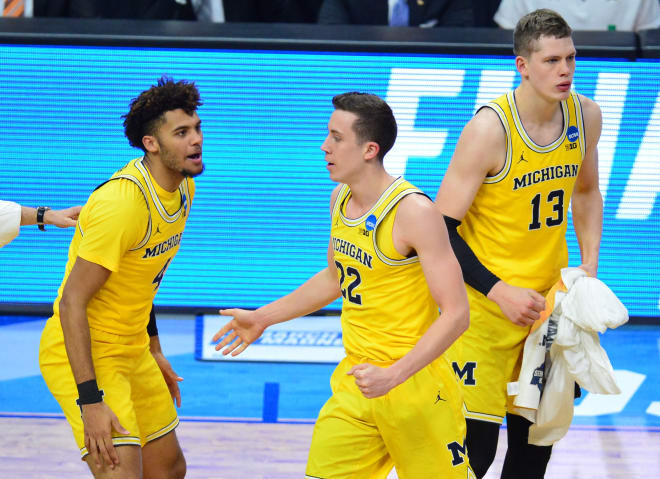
435, 108, 545, 326
59, 180, 145, 468
59, 259, 130, 469
214, 186, 344, 356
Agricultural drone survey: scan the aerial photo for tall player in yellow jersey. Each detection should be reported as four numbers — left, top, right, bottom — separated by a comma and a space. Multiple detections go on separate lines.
39, 77, 203, 478
213, 92, 472, 478
436, 9, 603, 479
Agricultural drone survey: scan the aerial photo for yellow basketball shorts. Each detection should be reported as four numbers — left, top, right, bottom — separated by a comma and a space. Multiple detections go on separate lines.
39, 317, 178, 458
305, 355, 474, 479
447, 286, 532, 424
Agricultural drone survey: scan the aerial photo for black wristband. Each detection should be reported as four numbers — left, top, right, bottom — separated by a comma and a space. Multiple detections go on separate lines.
76, 379, 104, 407
36, 206, 50, 231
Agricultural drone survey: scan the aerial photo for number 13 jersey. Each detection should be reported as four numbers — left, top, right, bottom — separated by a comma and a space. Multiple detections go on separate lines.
459, 90, 586, 293
331, 177, 439, 362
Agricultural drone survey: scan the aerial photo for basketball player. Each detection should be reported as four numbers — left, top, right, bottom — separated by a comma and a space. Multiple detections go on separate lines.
39, 77, 203, 478
214, 92, 472, 478
435, 9, 603, 479
0, 201, 81, 247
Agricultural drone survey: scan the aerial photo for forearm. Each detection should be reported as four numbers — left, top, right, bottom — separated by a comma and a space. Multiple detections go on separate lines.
20, 206, 38, 226
388, 309, 468, 387
59, 299, 96, 383
255, 267, 341, 328
149, 334, 162, 354
572, 188, 603, 269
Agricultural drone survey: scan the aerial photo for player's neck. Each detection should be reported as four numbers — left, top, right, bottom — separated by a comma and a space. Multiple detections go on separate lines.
346, 167, 395, 217
142, 153, 183, 193
515, 84, 562, 126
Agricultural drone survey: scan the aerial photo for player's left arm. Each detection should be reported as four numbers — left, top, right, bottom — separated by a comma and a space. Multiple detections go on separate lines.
148, 306, 183, 407
348, 195, 469, 398
572, 96, 603, 277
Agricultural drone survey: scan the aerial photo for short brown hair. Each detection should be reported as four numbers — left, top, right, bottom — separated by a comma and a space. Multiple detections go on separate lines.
123, 76, 202, 151
513, 9, 572, 57
331, 92, 397, 162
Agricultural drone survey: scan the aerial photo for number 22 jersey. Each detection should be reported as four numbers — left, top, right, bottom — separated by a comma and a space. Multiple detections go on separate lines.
331, 177, 439, 362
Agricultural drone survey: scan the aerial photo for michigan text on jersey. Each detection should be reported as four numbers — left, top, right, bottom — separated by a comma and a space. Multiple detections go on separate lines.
513, 164, 580, 191
332, 237, 373, 268
143, 233, 183, 258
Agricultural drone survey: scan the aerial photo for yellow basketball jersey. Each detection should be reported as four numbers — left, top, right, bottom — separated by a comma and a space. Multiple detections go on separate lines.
459, 91, 585, 292
331, 177, 439, 362
51, 157, 194, 336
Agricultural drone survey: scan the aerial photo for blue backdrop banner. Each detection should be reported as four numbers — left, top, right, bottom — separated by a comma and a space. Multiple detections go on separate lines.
0, 45, 658, 317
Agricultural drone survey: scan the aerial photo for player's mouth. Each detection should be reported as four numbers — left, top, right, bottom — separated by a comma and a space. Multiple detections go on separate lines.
557, 82, 572, 92
187, 152, 202, 165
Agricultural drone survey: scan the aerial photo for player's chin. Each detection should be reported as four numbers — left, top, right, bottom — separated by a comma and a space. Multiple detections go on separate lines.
182, 163, 205, 178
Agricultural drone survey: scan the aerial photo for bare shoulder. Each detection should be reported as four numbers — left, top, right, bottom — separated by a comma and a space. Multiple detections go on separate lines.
396, 193, 441, 231
577, 94, 602, 122
577, 94, 603, 145
453, 106, 507, 174
463, 107, 506, 145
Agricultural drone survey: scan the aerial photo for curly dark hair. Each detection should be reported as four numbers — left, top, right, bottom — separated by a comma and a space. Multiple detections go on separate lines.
122, 76, 202, 151
331, 92, 397, 162
514, 9, 572, 58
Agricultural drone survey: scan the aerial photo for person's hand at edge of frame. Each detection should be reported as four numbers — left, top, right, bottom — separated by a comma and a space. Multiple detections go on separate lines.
46, 205, 82, 228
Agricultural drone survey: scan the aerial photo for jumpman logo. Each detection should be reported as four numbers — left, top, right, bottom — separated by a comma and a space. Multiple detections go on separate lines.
435, 390, 446, 404
518, 152, 528, 164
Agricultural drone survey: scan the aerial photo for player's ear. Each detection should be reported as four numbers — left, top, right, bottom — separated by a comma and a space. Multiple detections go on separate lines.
142, 135, 159, 153
515, 55, 529, 79
364, 141, 380, 161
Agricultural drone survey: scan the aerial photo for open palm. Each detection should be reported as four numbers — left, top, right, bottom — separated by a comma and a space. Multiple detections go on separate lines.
212, 308, 265, 356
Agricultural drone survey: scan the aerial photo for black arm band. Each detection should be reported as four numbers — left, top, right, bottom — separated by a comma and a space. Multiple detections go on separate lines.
76, 379, 104, 406
147, 306, 159, 337
444, 215, 501, 296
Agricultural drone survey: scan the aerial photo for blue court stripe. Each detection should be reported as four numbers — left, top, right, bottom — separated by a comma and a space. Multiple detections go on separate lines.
2, 412, 658, 431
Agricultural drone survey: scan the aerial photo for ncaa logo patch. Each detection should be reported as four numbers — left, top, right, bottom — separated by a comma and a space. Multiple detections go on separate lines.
567, 125, 580, 143
365, 214, 377, 231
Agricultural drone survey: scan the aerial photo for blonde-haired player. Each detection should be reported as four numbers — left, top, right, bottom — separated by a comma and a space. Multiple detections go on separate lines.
436, 9, 603, 479
215, 92, 473, 478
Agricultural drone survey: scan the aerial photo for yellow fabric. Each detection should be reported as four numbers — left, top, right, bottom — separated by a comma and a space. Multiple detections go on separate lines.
51, 157, 195, 336
306, 356, 472, 479
39, 318, 178, 458
331, 177, 439, 362
459, 91, 585, 293
447, 286, 531, 424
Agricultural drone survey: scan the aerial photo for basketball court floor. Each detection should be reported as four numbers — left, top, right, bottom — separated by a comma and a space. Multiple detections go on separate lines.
1, 315, 658, 478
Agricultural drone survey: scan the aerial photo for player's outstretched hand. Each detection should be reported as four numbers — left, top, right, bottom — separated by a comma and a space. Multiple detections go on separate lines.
46, 205, 82, 228
153, 351, 183, 407
81, 401, 130, 469
487, 281, 546, 327
347, 363, 397, 399
213, 308, 266, 357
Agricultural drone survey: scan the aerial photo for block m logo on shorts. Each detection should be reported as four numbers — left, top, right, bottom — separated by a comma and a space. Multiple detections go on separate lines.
452, 361, 477, 386
446, 439, 468, 466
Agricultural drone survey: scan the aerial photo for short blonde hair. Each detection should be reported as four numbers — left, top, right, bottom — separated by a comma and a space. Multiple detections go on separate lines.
513, 9, 572, 57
